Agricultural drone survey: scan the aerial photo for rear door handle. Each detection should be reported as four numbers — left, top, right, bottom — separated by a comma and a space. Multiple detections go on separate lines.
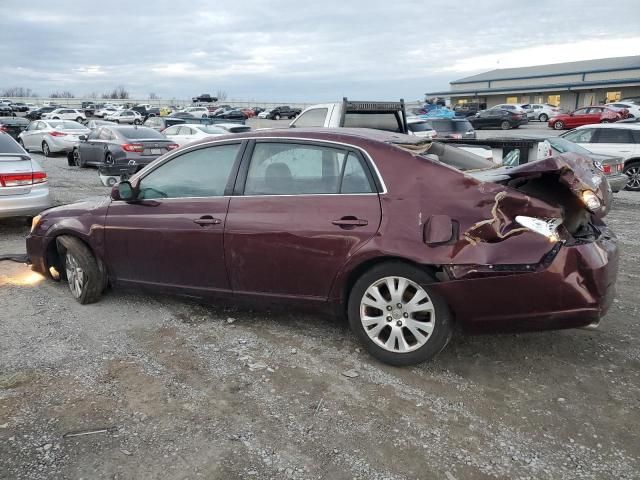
193, 216, 222, 226
332, 217, 368, 227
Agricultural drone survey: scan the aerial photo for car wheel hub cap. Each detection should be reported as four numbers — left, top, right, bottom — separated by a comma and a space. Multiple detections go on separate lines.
627, 167, 640, 188
360, 276, 435, 353
65, 253, 84, 298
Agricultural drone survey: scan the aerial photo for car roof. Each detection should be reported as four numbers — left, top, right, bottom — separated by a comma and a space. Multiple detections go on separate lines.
574, 123, 640, 130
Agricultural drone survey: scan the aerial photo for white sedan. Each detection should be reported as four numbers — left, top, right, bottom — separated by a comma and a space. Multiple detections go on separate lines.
180, 107, 210, 118
18, 120, 90, 157
162, 124, 230, 146
41, 108, 86, 122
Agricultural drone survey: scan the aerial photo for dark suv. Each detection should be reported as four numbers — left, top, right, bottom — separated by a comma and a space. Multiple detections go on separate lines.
424, 118, 476, 139
266, 106, 301, 120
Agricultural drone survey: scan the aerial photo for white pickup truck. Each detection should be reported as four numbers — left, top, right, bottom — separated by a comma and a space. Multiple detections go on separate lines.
289, 98, 410, 134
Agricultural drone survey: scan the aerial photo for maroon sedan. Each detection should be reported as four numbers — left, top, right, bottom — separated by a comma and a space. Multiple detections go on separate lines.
548, 105, 627, 130
26, 129, 618, 365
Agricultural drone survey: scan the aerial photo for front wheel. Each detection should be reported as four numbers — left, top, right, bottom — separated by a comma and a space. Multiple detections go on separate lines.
347, 262, 453, 366
72, 148, 83, 167
57, 236, 105, 304
134, 119, 141, 125
76, 117, 83, 123
539, 113, 548, 122
553, 120, 564, 130
274, 114, 281, 120
624, 161, 640, 191
500, 120, 511, 130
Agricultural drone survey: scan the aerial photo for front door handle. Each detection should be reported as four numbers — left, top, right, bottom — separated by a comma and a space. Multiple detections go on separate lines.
332, 216, 368, 227
193, 216, 222, 226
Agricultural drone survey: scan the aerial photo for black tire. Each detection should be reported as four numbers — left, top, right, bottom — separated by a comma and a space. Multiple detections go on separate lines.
539, 113, 549, 122
500, 120, 511, 130
623, 161, 640, 192
274, 114, 281, 120
105, 153, 114, 165
42, 141, 51, 157
553, 120, 564, 130
56, 236, 105, 304
347, 262, 453, 366
115, 120, 120, 124
134, 119, 141, 125
72, 148, 83, 167
600, 119, 611, 124
76, 117, 83, 123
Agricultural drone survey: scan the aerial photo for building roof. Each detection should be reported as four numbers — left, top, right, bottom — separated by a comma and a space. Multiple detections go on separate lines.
452, 55, 640, 84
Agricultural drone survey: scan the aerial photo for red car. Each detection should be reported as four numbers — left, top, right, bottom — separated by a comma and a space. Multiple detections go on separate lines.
26, 129, 618, 365
240, 108, 256, 118
548, 106, 627, 130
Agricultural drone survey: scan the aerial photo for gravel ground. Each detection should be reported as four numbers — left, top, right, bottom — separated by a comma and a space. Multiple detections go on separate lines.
0, 127, 638, 480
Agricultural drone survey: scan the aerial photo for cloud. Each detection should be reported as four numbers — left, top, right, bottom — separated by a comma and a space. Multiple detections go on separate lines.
0, 0, 639, 101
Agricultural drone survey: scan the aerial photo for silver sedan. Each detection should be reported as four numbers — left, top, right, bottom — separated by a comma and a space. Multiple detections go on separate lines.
18, 120, 90, 157
0, 133, 51, 218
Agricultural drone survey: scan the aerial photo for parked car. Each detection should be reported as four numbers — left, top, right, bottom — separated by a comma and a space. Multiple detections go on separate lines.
10, 102, 29, 113
488, 104, 528, 114
94, 106, 118, 118
162, 124, 231, 146
0, 104, 16, 117
143, 116, 187, 132
452, 102, 486, 117
25, 106, 56, 120
131, 105, 161, 120
469, 109, 527, 130
263, 106, 301, 120
42, 108, 86, 122
423, 118, 476, 139
87, 119, 116, 130
181, 106, 210, 118
533, 135, 627, 192
257, 108, 273, 119
252, 107, 265, 115
606, 102, 640, 118
213, 109, 247, 121
0, 117, 30, 139
560, 124, 640, 191
240, 108, 256, 118
192, 94, 217, 103
548, 106, 626, 130
105, 110, 143, 125
0, 133, 51, 218
524, 103, 563, 122
406, 118, 436, 139
26, 129, 617, 366
69, 126, 178, 168
18, 120, 90, 157
290, 98, 408, 133
170, 111, 197, 119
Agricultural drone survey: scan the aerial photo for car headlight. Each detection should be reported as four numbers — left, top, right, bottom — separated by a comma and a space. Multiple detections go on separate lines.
30, 214, 41, 233
515, 216, 562, 242
581, 190, 601, 212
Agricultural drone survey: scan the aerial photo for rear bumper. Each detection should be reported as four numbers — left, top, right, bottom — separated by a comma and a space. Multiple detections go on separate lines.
606, 173, 628, 193
432, 226, 619, 334
48, 137, 81, 153
0, 186, 52, 219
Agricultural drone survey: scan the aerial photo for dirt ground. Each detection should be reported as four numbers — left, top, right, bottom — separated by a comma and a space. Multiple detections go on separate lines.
1, 141, 639, 480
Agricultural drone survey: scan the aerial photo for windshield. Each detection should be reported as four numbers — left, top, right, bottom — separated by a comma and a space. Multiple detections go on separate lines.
547, 137, 592, 155
47, 121, 85, 130
408, 122, 433, 132
197, 125, 227, 134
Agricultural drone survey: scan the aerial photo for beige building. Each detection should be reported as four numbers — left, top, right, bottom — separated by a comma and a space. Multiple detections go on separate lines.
427, 55, 640, 111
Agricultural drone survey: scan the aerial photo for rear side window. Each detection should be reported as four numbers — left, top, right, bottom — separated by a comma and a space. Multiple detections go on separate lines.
563, 128, 595, 143
243, 142, 374, 195
139, 144, 241, 199
596, 128, 633, 144
344, 113, 402, 132
292, 108, 328, 127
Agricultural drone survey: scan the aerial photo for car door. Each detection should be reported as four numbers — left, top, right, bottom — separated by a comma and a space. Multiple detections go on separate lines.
586, 128, 635, 157
224, 140, 382, 300
21, 121, 42, 149
104, 142, 244, 293
566, 108, 589, 127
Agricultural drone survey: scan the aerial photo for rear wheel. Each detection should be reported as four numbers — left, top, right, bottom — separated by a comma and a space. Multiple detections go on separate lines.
600, 119, 611, 123
72, 148, 83, 167
105, 153, 114, 165
624, 161, 640, 191
57, 236, 105, 304
539, 113, 548, 122
76, 117, 83, 123
553, 120, 565, 130
347, 262, 453, 366
500, 120, 511, 130
42, 141, 51, 157
134, 119, 141, 125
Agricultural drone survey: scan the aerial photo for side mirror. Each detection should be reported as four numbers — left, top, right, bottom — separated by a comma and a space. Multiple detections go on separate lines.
111, 181, 135, 201
78, 135, 87, 141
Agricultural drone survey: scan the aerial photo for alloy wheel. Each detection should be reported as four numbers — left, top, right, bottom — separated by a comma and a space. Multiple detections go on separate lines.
73, 149, 82, 167
42, 142, 50, 156
625, 165, 640, 191
539, 114, 548, 122
501, 121, 511, 130
65, 252, 84, 299
359, 276, 435, 353
553, 121, 564, 130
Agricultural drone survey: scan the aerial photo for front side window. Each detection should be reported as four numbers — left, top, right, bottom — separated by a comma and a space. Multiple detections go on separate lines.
292, 108, 328, 127
163, 125, 180, 135
243, 142, 374, 195
139, 144, 240, 199
563, 128, 595, 143
573, 108, 588, 115
596, 128, 633, 144
587, 107, 603, 114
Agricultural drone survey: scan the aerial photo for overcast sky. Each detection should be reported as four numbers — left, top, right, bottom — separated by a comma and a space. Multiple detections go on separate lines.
1, 0, 640, 102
